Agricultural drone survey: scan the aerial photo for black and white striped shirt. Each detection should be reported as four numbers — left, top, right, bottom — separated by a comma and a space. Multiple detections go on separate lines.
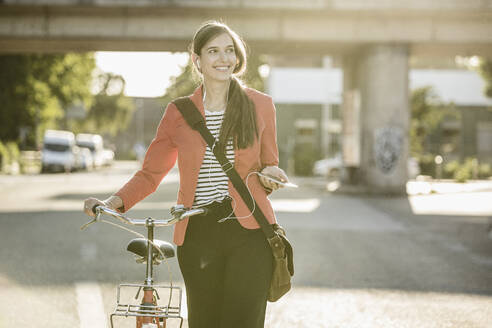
193, 110, 235, 207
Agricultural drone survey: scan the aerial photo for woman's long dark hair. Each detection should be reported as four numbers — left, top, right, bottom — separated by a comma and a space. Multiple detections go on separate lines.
191, 21, 258, 152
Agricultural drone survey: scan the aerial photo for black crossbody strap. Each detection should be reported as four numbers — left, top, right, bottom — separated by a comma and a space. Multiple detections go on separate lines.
173, 97, 275, 239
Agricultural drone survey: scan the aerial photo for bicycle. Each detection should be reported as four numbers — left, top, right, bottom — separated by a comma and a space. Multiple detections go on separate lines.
81, 204, 206, 328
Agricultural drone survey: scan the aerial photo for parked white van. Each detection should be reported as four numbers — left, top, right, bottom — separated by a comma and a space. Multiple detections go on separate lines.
41, 130, 78, 172
76, 133, 104, 168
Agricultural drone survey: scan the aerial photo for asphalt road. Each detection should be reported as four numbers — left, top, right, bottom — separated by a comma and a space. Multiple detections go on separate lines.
0, 161, 491, 328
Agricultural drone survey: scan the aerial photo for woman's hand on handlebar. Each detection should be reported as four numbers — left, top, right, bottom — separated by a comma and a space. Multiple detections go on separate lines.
83, 197, 106, 217
83, 195, 123, 217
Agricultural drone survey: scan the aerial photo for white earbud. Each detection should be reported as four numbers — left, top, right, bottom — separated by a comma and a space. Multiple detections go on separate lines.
196, 59, 201, 70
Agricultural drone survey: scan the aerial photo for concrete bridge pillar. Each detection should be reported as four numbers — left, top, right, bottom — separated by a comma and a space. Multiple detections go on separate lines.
342, 44, 410, 194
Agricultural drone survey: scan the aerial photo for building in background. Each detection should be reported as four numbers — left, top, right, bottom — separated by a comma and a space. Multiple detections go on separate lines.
268, 56, 492, 175
113, 58, 492, 171
267, 56, 343, 175
410, 69, 492, 162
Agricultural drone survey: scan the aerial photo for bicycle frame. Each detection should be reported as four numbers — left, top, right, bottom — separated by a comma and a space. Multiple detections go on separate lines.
82, 205, 204, 328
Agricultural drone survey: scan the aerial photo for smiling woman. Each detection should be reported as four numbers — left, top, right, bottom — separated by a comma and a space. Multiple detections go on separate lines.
84, 20, 292, 328
94, 51, 189, 97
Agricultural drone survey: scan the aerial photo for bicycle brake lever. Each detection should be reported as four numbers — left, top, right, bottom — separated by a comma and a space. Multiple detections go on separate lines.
135, 286, 142, 300
80, 218, 98, 230
80, 210, 102, 231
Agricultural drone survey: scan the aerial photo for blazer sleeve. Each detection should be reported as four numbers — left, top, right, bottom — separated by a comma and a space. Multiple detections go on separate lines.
260, 96, 279, 167
114, 103, 178, 212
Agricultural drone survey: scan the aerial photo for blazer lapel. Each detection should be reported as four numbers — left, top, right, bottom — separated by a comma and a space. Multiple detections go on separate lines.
187, 85, 207, 147
189, 85, 205, 118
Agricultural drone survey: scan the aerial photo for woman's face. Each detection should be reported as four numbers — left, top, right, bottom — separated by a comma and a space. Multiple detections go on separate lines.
197, 33, 237, 82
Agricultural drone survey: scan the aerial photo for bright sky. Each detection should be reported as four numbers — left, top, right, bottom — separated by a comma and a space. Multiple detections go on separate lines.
94, 51, 190, 98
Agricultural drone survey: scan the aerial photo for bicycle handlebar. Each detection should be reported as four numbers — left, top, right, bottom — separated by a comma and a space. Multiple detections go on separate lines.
81, 205, 206, 230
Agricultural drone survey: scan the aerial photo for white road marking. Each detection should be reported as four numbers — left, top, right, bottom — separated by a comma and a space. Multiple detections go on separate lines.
75, 282, 108, 328
181, 287, 188, 319
409, 192, 492, 216
271, 198, 320, 213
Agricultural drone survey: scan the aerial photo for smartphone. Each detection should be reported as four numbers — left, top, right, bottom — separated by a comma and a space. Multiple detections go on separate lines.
257, 172, 298, 188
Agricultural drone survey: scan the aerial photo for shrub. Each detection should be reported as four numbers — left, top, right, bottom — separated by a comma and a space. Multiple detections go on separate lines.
479, 163, 491, 179
416, 154, 490, 181
454, 164, 471, 182
443, 158, 490, 182
417, 154, 436, 176
0, 142, 9, 172
0, 141, 20, 174
6, 142, 20, 162
444, 160, 460, 179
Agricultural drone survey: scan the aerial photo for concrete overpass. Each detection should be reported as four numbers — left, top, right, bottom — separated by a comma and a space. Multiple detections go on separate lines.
1, 0, 491, 56
1, 0, 492, 193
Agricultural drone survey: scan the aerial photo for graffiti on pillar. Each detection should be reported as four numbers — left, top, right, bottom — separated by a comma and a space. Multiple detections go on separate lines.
373, 126, 403, 174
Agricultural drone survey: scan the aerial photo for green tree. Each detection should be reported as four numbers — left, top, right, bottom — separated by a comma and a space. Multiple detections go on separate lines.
410, 86, 456, 156
479, 58, 492, 98
0, 54, 95, 148
240, 53, 267, 92
74, 72, 135, 136
161, 59, 200, 105
30, 53, 94, 121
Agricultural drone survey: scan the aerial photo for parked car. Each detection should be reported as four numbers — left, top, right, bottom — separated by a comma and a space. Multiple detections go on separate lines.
101, 148, 115, 166
76, 133, 104, 168
76, 147, 94, 171
313, 154, 343, 178
41, 130, 77, 173
313, 155, 421, 179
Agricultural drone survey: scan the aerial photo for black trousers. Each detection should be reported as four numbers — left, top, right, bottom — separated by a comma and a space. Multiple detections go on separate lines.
177, 199, 273, 328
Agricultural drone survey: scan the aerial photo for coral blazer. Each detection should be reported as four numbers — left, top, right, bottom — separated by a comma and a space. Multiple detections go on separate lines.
115, 85, 279, 245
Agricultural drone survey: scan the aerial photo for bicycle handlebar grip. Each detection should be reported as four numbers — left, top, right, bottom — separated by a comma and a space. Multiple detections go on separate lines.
92, 204, 101, 214
171, 204, 185, 215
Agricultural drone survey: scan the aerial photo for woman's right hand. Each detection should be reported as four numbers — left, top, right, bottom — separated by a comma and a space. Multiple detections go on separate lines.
83, 197, 106, 217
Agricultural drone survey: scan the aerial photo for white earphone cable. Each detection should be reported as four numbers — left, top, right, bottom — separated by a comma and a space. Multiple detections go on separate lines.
200, 83, 261, 222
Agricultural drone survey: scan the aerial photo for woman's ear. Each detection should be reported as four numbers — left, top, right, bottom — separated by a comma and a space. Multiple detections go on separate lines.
192, 54, 201, 70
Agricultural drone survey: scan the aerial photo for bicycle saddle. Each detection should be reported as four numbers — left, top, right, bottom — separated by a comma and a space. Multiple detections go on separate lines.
127, 238, 175, 262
